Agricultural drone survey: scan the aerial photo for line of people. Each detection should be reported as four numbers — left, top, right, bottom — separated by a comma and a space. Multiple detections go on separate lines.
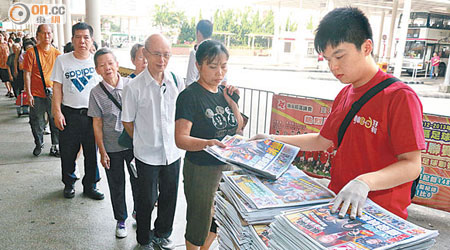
1, 19, 242, 250
1, 7, 425, 250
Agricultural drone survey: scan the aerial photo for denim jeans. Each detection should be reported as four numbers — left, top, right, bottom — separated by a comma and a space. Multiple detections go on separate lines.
135, 158, 180, 245
60, 105, 100, 189
29, 95, 59, 147
105, 149, 139, 222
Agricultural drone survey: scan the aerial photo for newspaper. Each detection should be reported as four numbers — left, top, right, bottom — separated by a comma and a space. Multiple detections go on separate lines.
222, 165, 335, 210
205, 135, 300, 179
270, 199, 439, 250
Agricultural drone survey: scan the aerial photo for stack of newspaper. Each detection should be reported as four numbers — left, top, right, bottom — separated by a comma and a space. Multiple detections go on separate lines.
205, 135, 300, 179
215, 165, 336, 249
269, 199, 439, 250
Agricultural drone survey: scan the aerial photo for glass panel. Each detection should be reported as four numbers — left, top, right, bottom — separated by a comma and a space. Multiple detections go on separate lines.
404, 41, 425, 59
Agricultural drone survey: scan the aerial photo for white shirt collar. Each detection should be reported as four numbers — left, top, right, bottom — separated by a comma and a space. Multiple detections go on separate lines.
102, 73, 123, 91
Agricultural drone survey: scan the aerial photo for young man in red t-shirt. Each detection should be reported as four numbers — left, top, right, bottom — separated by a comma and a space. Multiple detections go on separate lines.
252, 7, 425, 220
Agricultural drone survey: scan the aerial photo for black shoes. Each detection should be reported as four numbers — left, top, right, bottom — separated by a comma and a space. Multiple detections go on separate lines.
63, 185, 75, 199
49, 145, 60, 157
33, 144, 44, 156
83, 188, 105, 200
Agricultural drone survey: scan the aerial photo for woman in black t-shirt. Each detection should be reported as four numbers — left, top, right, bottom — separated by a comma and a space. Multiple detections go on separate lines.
175, 40, 243, 249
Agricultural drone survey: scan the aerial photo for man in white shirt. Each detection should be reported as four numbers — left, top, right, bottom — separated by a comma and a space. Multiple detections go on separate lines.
122, 34, 185, 250
185, 20, 213, 86
51, 22, 103, 200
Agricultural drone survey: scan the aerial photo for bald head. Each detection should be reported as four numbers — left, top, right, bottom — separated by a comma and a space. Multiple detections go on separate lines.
143, 33, 172, 77
144, 33, 171, 51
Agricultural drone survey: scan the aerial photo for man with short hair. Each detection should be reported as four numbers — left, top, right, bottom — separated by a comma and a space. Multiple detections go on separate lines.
185, 20, 213, 86
252, 7, 425, 220
23, 24, 61, 157
122, 34, 185, 250
51, 22, 103, 200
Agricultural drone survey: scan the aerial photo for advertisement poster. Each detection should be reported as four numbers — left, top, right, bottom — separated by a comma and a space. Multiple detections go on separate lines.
413, 114, 450, 212
270, 95, 450, 212
270, 95, 334, 178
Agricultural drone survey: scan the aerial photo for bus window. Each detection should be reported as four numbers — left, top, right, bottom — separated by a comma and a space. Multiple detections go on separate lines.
404, 41, 425, 59
409, 12, 428, 27
429, 13, 450, 30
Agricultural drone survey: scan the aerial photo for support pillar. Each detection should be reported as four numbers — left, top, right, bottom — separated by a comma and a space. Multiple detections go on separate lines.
85, 0, 101, 46
385, 0, 399, 62
439, 54, 450, 93
393, 0, 411, 77
375, 11, 385, 62
63, 0, 72, 43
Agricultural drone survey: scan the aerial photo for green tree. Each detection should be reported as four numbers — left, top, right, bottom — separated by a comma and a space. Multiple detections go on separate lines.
152, 3, 186, 31
306, 16, 314, 31
285, 16, 298, 32
178, 17, 196, 43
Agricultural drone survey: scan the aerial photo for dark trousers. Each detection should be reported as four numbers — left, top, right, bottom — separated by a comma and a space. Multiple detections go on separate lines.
105, 149, 139, 222
136, 158, 180, 245
29, 95, 59, 147
60, 105, 100, 189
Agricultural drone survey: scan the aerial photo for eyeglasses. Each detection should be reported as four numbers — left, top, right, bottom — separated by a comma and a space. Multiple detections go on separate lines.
145, 47, 171, 59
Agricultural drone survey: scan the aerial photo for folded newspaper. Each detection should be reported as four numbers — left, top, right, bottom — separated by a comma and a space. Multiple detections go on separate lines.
205, 135, 300, 179
215, 165, 336, 249
269, 199, 439, 250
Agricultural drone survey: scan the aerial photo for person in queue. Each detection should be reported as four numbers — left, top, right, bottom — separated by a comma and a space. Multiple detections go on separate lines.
122, 34, 185, 250
251, 7, 424, 220
88, 48, 139, 238
128, 43, 147, 79
51, 22, 103, 200
175, 40, 243, 250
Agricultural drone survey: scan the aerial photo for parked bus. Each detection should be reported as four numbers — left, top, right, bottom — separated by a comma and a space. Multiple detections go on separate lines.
396, 12, 449, 76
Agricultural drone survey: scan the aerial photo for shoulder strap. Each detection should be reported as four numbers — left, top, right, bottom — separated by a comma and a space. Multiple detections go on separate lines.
337, 77, 400, 147
99, 82, 122, 111
170, 71, 178, 87
33, 46, 47, 92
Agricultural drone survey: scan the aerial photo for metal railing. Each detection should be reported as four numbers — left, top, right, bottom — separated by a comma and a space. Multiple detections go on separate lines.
236, 86, 274, 138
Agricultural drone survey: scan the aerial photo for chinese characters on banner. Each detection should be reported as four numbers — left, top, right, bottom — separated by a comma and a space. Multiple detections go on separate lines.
413, 114, 450, 212
270, 95, 450, 212
270, 95, 334, 178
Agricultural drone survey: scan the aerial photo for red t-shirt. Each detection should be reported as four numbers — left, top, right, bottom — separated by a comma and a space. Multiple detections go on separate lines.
431, 56, 440, 67
320, 69, 425, 219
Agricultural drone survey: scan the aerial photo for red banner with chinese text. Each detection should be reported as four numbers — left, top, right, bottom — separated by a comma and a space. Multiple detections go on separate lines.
270, 95, 450, 212
270, 95, 335, 178
413, 114, 450, 212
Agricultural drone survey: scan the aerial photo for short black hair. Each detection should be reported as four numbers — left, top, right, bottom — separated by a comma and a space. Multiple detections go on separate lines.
196, 20, 213, 39
23, 40, 35, 51
196, 40, 229, 65
130, 43, 144, 61
72, 22, 94, 38
36, 24, 52, 37
314, 7, 373, 54
94, 48, 116, 67
63, 42, 73, 53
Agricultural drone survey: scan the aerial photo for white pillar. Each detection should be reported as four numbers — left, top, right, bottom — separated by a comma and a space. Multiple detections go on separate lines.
57, 0, 64, 50
85, 0, 101, 46
375, 11, 385, 62
63, 0, 72, 43
443, 54, 450, 86
272, 1, 282, 64
51, 0, 59, 48
393, 0, 411, 77
385, 0, 399, 62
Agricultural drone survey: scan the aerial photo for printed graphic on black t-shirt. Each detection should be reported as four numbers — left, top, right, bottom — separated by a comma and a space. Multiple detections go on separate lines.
176, 82, 239, 165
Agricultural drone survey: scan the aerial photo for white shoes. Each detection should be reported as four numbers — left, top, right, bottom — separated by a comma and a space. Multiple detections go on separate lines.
116, 221, 127, 238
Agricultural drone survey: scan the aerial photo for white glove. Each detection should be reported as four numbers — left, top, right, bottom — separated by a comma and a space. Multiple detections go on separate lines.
331, 179, 370, 219
248, 134, 273, 141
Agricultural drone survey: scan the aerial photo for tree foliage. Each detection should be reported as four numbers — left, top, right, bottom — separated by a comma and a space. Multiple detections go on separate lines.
212, 8, 275, 47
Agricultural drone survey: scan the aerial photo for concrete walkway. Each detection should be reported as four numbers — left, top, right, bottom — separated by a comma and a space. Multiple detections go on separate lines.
0, 87, 449, 249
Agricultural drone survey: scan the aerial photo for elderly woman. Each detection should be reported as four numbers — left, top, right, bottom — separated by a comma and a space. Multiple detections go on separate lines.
128, 43, 147, 79
88, 48, 139, 239
175, 40, 243, 250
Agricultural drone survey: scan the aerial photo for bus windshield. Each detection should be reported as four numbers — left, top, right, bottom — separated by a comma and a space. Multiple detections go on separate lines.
404, 41, 425, 59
